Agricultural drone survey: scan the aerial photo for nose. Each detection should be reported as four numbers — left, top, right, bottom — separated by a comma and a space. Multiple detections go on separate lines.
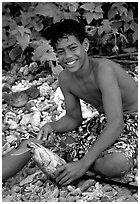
64, 49, 73, 60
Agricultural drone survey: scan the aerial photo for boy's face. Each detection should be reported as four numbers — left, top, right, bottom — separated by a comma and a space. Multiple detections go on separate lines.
55, 35, 89, 72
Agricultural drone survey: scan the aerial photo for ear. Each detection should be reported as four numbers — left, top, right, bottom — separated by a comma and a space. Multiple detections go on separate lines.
82, 38, 89, 52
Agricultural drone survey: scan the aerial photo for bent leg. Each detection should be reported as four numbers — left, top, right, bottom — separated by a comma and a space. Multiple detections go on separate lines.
92, 152, 131, 178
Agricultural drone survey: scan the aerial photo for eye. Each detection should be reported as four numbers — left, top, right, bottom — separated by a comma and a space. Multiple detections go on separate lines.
57, 50, 64, 55
70, 46, 77, 50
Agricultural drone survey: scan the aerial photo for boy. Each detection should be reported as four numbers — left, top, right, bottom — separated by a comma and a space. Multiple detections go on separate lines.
38, 19, 138, 186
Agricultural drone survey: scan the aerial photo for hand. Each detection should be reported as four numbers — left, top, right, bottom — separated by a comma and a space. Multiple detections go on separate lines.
55, 160, 87, 186
37, 123, 53, 141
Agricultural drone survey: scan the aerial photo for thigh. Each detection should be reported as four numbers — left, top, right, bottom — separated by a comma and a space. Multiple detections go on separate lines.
93, 151, 131, 177
99, 113, 138, 170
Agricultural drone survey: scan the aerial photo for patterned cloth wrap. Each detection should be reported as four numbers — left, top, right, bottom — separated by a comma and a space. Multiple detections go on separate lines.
52, 112, 138, 171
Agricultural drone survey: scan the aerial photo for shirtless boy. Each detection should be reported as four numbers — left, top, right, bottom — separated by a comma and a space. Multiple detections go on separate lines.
37, 19, 138, 186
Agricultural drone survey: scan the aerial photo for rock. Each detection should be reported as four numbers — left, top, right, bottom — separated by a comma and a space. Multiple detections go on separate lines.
4, 92, 28, 107
19, 171, 41, 186
102, 184, 113, 192
25, 86, 40, 99
11, 185, 20, 193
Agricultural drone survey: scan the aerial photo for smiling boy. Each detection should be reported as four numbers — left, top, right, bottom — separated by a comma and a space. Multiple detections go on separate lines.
38, 19, 138, 186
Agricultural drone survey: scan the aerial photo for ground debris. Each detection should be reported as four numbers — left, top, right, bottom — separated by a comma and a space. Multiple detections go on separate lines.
2, 71, 138, 202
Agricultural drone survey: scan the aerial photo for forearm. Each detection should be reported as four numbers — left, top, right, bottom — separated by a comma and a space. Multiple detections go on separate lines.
81, 121, 124, 169
49, 115, 82, 133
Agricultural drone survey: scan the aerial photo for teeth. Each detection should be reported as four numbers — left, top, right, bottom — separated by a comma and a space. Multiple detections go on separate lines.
66, 60, 76, 65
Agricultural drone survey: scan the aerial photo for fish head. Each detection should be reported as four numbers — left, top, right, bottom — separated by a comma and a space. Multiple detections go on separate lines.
27, 142, 51, 167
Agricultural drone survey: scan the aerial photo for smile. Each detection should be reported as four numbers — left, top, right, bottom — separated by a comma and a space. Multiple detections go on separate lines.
66, 59, 77, 65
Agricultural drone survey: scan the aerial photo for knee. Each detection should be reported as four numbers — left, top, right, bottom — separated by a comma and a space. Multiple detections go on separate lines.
93, 152, 131, 178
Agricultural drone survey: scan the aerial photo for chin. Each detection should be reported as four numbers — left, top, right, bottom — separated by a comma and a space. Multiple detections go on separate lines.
67, 66, 80, 72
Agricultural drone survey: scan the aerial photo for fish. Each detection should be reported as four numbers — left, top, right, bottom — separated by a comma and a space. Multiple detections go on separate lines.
27, 142, 66, 179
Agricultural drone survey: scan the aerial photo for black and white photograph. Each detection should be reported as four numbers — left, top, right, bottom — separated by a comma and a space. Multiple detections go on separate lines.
2, 1, 138, 202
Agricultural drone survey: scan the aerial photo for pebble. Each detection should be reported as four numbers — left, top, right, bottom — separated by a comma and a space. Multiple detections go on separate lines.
67, 185, 75, 192
102, 184, 113, 192
101, 196, 110, 202
2, 75, 138, 202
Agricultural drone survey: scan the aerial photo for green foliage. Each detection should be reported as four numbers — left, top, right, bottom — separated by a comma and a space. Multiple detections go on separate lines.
2, 2, 138, 71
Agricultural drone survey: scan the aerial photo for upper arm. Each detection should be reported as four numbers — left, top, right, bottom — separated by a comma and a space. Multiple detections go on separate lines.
96, 64, 123, 125
58, 71, 83, 122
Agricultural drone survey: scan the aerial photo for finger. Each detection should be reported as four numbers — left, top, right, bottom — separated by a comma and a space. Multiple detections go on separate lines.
55, 165, 66, 178
58, 174, 71, 186
56, 170, 67, 183
62, 178, 72, 186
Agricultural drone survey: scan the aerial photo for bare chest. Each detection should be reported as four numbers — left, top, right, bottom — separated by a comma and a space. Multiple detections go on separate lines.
70, 78, 103, 109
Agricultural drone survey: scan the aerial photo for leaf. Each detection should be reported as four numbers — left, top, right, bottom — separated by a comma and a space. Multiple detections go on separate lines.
117, 5, 127, 16
108, 7, 118, 20
112, 21, 123, 29
130, 21, 138, 31
34, 21, 44, 32
101, 33, 110, 44
80, 3, 95, 12
68, 2, 79, 12
13, 26, 31, 37
98, 20, 111, 35
9, 45, 22, 60
16, 33, 30, 51
102, 20, 112, 32
98, 26, 104, 36
133, 30, 138, 42
94, 5, 103, 13
124, 23, 130, 32
84, 12, 94, 24
20, 11, 33, 27
93, 12, 103, 20
50, 62, 63, 75
32, 39, 57, 62
34, 3, 57, 17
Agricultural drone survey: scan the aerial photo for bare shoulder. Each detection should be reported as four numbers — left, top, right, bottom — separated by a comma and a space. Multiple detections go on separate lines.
90, 58, 116, 81
91, 57, 126, 78
58, 69, 72, 91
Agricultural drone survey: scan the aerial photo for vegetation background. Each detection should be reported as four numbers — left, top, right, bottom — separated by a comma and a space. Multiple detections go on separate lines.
2, 2, 138, 74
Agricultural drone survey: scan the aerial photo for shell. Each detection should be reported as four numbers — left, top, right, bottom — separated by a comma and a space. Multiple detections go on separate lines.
27, 142, 66, 179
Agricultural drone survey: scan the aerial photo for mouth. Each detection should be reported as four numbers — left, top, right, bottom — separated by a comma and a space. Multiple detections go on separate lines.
65, 59, 78, 66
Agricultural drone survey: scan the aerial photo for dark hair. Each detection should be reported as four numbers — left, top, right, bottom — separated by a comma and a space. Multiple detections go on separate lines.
48, 19, 86, 50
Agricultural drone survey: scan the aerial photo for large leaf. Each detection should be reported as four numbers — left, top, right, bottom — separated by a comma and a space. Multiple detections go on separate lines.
32, 39, 57, 62
20, 11, 34, 27
98, 20, 111, 35
34, 3, 57, 17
